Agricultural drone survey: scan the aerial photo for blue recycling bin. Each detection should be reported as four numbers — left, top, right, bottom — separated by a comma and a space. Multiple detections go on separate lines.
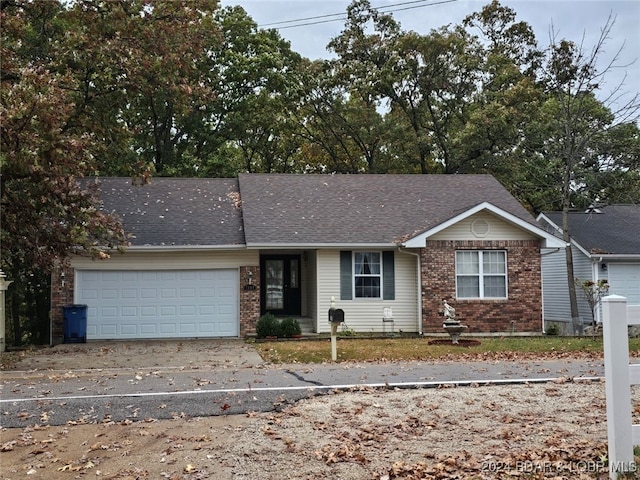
63, 304, 88, 343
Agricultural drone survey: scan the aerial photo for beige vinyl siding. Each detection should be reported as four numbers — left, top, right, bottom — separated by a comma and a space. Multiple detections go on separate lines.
431, 211, 537, 241
315, 250, 418, 333
304, 250, 318, 324
71, 250, 258, 270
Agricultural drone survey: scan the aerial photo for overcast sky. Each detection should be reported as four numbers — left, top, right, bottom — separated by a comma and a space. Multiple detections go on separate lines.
220, 0, 640, 104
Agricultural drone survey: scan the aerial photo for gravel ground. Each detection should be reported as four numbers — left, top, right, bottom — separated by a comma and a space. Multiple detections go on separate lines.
2, 380, 639, 479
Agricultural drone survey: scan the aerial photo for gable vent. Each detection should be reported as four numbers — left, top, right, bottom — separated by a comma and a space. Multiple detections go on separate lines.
584, 203, 603, 214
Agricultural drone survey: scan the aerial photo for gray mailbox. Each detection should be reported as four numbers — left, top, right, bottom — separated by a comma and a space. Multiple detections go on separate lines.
328, 308, 344, 324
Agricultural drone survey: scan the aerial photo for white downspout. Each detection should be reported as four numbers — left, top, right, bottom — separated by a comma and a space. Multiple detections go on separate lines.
398, 246, 422, 335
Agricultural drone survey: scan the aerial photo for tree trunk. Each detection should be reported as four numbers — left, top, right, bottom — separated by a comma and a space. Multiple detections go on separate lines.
562, 205, 581, 334
10, 285, 21, 347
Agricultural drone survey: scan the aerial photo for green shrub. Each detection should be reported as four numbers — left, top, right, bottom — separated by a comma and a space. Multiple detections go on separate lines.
256, 313, 280, 338
545, 323, 560, 336
279, 317, 302, 338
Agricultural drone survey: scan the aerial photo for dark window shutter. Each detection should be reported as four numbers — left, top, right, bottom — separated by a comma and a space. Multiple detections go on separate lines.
340, 251, 352, 300
383, 251, 395, 300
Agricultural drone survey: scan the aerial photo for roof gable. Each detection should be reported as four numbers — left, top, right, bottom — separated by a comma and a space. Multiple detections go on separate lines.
538, 205, 640, 255
404, 202, 565, 248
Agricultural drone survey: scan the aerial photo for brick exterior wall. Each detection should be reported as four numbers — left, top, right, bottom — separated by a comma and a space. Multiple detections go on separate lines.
421, 240, 543, 333
239, 265, 260, 337
50, 263, 75, 345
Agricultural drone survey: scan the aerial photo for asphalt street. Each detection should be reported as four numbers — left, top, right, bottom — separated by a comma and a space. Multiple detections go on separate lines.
1, 356, 605, 428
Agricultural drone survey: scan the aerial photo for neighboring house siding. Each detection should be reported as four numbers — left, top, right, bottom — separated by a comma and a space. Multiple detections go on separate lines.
421, 239, 543, 333
541, 246, 592, 324
541, 248, 569, 322
315, 250, 418, 333
430, 212, 538, 241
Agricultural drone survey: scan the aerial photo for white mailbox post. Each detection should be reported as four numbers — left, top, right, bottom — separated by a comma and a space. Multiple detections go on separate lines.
328, 296, 344, 362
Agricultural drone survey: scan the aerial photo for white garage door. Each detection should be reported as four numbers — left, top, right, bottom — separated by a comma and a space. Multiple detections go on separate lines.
608, 264, 640, 305
77, 270, 239, 339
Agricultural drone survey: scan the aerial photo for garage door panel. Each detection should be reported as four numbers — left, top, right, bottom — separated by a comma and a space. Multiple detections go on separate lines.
121, 324, 137, 335
81, 289, 98, 301
102, 289, 118, 300
140, 324, 158, 335
101, 306, 118, 317
160, 323, 177, 334
160, 305, 177, 317
102, 272, 119, 282
77, 269, 239, 339
218, 321, 236, 334
161, 288, 177, 298
180, 271, 197, 281
141, 288, 157, 299
180, 323, 196, 334
609, 264, 640, 305
100, 325, 117, 336
122, 289, 137, 299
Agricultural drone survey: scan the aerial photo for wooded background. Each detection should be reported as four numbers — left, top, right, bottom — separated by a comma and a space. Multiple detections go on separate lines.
1, 0, 638, 345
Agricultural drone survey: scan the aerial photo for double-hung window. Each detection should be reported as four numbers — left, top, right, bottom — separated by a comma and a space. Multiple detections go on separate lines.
354, 252, 381, 298
340, 251, 394, 300
456, 250, 507, 299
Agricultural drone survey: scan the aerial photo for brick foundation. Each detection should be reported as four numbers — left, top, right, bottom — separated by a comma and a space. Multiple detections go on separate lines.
421, 240, 543, 333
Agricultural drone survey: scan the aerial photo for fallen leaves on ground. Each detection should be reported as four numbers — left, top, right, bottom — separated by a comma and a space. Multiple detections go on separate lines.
1, 382, 638, 479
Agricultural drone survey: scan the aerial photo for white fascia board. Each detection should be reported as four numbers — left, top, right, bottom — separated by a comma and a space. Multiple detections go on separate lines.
404, 202, 566, 249
588, 254, 640, 261
121, 245, 248, 253
245, 242, 396, 250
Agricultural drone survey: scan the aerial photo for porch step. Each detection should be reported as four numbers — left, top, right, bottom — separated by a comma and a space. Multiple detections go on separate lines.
296, 317, 315, 334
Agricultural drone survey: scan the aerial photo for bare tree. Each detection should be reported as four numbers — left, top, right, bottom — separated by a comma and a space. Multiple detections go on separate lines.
543, 15, 639, 334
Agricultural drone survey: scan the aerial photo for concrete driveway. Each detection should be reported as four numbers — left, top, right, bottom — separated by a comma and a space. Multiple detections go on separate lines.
4, 339, 264, 371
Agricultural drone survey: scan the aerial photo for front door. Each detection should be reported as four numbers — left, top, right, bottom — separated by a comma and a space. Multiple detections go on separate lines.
261, 255, 301, 316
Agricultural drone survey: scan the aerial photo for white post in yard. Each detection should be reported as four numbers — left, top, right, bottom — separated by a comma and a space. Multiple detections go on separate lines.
602, 294, 635, 479
0, 270, 14, 353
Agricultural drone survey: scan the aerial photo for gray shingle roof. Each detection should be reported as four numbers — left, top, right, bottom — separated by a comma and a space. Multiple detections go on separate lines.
238, 173, 537, 245
89, 177, 244, 247
90, 174, 540, 248
542, 205, 640, 255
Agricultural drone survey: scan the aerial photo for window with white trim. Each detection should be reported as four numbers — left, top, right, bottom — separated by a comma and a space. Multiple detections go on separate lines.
455, 250, 507, 299
354, 252, 381, 298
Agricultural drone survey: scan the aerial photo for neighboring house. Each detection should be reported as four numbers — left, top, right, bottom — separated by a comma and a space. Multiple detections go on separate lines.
50, 174, 564, 344
537, 205, 640, 331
